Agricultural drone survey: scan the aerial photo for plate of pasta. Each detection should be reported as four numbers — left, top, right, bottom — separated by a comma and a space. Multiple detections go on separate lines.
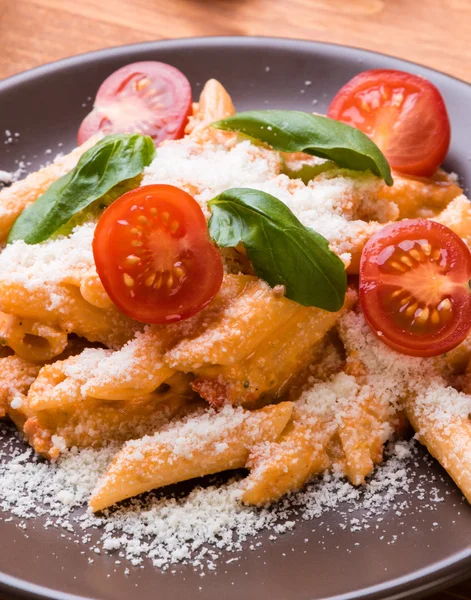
0, 37, 471, 600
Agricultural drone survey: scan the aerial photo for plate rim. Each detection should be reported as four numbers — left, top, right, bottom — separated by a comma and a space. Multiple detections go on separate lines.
0, 35, 470, 600
0, 35, 469, 91
1, 546, 471, 600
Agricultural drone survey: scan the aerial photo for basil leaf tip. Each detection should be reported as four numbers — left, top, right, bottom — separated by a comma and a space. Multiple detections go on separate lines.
213, 110, 393, 186
208, 188, 347, 312
8, 133, 156, 245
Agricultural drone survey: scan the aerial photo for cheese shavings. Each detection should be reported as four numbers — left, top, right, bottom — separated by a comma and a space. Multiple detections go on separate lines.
0, 421, 447, 572
0, 222, 97, 291
143, 137, 382, 264
339, 311, 471, 430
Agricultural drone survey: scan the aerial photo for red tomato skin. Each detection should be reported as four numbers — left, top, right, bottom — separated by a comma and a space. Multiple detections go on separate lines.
328, 70, 451, 177
78, 62, 192, 146
359, 219, 471, 357
93, 185, 224, 324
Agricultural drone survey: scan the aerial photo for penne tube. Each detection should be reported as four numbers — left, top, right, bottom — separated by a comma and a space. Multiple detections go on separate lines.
242, 421, 330, 506
338, 392, 391, 486
90, 401, 293, 512
402, 390, 471, 504
185, 79, 236, 136
195, 78, 236, 123
27, 349, 110, 412
79, 273, 114, 310
376, 170, 462, 220
167, 278, 301, 369
192, 289, 355, 406
0, 280, 140, 348
23, 375, 195, 459
434, 194, 471, 247
0, 312, 68, 362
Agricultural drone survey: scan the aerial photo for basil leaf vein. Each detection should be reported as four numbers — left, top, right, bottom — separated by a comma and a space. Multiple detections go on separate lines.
208, 188, 347, 312
213, 110, 393, 186
8, 133, 156, 244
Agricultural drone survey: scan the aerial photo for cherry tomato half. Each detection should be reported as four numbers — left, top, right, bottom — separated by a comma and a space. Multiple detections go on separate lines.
93, 185, 224, 324
78, 62, 192, 146
328, 70, 451, 177
359, 219, 471, 357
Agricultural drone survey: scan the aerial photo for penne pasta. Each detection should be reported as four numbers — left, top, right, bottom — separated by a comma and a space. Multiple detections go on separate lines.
0, 312, 68, 362
403, 388, 471, 503
0, 280, 140, 348
185, 78, 236, 137
46, 275, 253, 403
337, 390, 391, 485
192, 289, 355, 406
1, 70, 470, 523
167, 278, 300, 369
376, 170, 462, 220
434, 194, 471, 247
23, 373, 196, 459
242, 421, 330, 506
90, 401, 293, 512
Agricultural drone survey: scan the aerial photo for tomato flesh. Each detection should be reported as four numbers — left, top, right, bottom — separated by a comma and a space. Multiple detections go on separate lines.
359, 219, 471, 357
78, 61, 192, 146
328, 70, 451, 177
93, 185, 224, 324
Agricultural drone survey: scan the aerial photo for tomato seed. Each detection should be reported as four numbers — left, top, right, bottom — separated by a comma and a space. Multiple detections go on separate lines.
126, 255, 140, 265
400, 256, 414, 268
390, 260, 407, 272
123, 274, 134, 288
438, 298, 452, 311
145, 273, 156, 287
417, 307, 429, 322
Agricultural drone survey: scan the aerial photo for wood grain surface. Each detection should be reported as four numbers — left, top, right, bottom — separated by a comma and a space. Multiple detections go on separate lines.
0, 0, 470, 598
0, 0, 470, 81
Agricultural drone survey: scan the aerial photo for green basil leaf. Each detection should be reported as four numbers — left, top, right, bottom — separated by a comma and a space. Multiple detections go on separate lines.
213, 110, 393, 186
8, 133, 156, 244
208, 188, 347, 312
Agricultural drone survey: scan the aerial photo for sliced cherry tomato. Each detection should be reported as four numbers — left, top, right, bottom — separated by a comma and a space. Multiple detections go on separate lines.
78, 62, 192, 146
328, 70, 451, 177
359, 219, 471, 357
93, 185, 224, 324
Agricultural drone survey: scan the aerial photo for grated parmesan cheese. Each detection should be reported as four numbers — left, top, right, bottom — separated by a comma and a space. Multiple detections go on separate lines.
0, 131, 468, 575
0, 421, 450, 572
143, 137, 382, 263
0, 222, 97, 292
0, 136, 380, 294
0, 170, 13, 185
0, 163, 28, 187
339, 311, 471, 430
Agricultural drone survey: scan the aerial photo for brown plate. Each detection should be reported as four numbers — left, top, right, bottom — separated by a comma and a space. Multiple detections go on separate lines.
0, 37, 470, 600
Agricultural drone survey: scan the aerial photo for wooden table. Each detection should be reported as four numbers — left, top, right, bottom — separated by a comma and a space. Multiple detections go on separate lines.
0, 1, 470, 598
0, 0, 470, 81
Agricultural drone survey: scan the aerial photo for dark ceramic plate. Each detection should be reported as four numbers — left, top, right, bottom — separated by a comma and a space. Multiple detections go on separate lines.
0, 37, 470, 600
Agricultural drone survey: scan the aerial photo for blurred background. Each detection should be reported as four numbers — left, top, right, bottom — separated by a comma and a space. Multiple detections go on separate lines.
0, 0, 469, 81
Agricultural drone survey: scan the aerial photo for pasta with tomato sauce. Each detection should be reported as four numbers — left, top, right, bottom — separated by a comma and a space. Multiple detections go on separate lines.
0, 64, 471, 516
